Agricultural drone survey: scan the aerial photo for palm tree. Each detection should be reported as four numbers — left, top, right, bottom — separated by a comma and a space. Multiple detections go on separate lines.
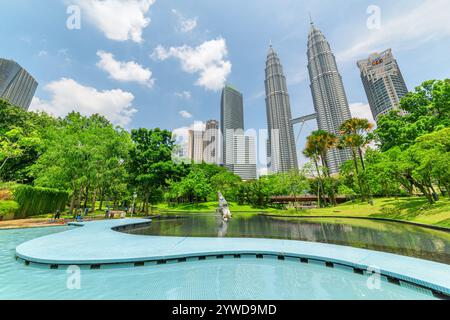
339, 118, 374, 170
304, 130, 338, 206
339, 118, 375, 203
307, 130, 338, 177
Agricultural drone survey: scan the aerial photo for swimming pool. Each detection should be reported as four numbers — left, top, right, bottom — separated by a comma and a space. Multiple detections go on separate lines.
0, 226, 438, 300
123, 214, 450, 264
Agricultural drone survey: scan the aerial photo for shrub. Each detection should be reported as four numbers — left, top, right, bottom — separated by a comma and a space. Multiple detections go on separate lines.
0, 200, 19, 220
13, 185, 68, 218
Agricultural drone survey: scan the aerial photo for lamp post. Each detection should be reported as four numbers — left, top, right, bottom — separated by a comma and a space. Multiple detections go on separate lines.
131, 192, 137, 219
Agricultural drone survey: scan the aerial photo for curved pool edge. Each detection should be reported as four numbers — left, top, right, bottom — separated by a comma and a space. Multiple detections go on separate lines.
260, 214, 450, 232
15, 218, 450, 298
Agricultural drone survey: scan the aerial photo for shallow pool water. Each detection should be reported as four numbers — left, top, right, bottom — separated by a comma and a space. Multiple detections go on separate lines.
0, 226, 439, 299
123, 214, 450, 264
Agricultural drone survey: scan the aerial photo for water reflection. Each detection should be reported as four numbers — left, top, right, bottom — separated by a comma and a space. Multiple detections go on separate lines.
123, 214, 450, 264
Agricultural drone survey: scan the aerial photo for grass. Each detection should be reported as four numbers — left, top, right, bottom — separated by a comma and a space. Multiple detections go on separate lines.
2, 193, 449, 229
265, 197, 450, 228
155, 201, 279, 213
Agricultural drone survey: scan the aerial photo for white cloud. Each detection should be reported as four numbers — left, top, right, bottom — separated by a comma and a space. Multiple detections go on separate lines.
75, 0, 155, 43
175, 91, 192, 99
152, 38, 232, 91
338, 0, 450, 61
37, 50, 48, 57
171, 9, 198, 33
179, 110, 193, 119
96, 51, 154, 87
30, 78, 137, 127
349, 102, 375, 124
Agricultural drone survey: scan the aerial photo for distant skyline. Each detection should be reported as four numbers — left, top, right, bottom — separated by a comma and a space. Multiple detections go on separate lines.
1, 0, 449, 173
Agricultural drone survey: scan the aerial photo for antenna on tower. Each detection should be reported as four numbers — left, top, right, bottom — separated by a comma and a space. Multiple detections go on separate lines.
309, 12, 313, 25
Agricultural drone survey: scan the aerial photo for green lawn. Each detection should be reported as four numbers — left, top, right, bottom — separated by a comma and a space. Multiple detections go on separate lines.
266, 197, 450, 228
2, 195, 449, 229
154, 202, 279, 213
155, 197, 450, 228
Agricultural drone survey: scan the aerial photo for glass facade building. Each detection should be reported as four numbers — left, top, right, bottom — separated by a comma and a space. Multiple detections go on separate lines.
357, 49, 408, 122
220, 84, 257, 180
0, 58, 38, 110
307, 23, 352, 174
265, 45, 298, 173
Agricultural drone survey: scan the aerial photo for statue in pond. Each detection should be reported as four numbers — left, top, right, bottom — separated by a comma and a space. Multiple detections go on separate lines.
217, 192, 232, 222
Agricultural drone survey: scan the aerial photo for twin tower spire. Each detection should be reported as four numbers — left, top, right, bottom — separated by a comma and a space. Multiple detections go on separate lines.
265, 21, 351, 174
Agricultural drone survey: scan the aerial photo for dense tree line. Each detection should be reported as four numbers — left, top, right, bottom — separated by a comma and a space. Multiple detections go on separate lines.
1, 79, 449, 213
302, 79, 450, 205
0, 99, 310, 212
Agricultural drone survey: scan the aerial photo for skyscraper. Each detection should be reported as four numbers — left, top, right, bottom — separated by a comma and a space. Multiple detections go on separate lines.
357, 49, 408, 122
204, 119, 220, 164
187, 129, 204, 163
265, 45, 298, 173
0, 58, 38, 110
220, 84, 257, 180
221, 84, 244, 166
307, 22, 352, 174
231, 134, 257, 180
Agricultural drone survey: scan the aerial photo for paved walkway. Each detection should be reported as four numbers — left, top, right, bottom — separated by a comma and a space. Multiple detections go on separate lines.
15, 219, 450, 296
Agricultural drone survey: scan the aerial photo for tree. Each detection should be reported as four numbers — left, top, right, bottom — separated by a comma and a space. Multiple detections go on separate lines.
128, 128, 181, 213
303, 130, 338, 206
210, 170, 242, 201
270, 170, 310, 198
409, 128, 450, 200
376, 79, 450, 152
167, 168, 212, 204
30, 112, 131, 213
0, 100, 56, 182
339, 118, 374, 202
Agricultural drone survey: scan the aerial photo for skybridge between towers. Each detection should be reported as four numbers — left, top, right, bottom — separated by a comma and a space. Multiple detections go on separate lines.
291, 113, 317, 146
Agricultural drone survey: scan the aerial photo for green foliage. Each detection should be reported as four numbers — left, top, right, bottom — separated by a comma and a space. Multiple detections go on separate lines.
0, 99, 55, 182
236, 178, 272, 208
166, 168, 212, 204
376, 79, 450, 152
128, 128, 185, 211
0, 200, 19, 219
13, 185, 68, 218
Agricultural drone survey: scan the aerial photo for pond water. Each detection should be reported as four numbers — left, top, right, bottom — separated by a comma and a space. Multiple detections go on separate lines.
123, 213, 450, 264
0, 226, 437, 300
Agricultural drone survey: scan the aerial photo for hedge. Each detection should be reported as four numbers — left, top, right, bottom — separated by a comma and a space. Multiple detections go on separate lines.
13, 185, 69, 218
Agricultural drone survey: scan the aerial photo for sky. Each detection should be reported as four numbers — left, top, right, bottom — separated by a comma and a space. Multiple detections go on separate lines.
1, 0, 449, 172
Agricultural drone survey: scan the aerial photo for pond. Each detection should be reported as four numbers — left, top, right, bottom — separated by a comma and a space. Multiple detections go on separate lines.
122, 213, 450, 264
0, 225, 439, 300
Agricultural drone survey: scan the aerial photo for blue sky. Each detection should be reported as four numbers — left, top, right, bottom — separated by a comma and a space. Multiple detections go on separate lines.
1, 0, 449, 169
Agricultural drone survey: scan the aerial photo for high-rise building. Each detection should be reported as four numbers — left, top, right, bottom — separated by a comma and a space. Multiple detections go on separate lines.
357, 49, 408, 122
307, 22, 352, 174
203, 119, 220, 164
0, 58, 38, 110
221, 84, 244, 166
265, 45, 298, 173
187, 129, 204, 164
231, 134, 257, 180
220, 84, 257, 180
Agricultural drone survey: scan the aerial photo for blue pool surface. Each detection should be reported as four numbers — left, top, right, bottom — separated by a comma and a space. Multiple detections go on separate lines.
0, 226, 438, 300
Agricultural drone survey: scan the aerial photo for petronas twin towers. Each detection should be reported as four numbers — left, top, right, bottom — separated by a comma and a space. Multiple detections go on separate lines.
265, 21, 351, 174
265, 45, 298, 173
